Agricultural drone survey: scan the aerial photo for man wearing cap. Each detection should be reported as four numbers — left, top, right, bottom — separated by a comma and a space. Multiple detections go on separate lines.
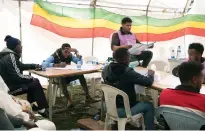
0, 35, 49, 117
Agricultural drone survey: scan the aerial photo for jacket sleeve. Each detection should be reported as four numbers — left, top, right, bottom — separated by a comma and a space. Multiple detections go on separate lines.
41, 56, 55, 69
0, 108, 15, 130
19, 62, 39, 71
7, 54, 33, 83
172, 65, 179, 77
7, 113, 24, 128
127, 69, 154, 87
71, 55, 82, 64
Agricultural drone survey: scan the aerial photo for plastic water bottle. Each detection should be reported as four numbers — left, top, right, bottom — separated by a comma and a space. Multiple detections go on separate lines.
171, 49, 175, 59
42, 60, 47, 71
176, 46, 181, 59
77, 61, 82, 70
92, 59, 98, 66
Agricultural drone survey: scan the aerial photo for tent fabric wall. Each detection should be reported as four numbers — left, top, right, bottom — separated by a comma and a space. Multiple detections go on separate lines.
1, 0, 205, 85
31, 0, 205, 42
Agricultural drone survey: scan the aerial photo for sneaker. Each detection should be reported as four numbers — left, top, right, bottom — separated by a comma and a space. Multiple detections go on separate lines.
38, 110, 49, 118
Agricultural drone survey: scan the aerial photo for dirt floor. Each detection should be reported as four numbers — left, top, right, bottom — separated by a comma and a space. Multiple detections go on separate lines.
52, 86, 96, 130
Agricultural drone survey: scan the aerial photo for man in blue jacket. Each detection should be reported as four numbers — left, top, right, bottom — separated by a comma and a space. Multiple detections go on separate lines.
102, 48, 155, 130
42, 43, 94, 106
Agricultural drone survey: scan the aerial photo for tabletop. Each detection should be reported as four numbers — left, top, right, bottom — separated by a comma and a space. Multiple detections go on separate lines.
135, 67, 205, 94
29, 65, 102, 78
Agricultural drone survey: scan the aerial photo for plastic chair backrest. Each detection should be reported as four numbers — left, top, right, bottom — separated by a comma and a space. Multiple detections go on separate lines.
148, 60, 168, 72
83, 56, 98, 63
101, 84, 132, 118
156, 106, 205, 130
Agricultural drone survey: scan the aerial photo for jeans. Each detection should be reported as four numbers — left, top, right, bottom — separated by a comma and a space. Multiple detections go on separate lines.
118, 102, 154, 130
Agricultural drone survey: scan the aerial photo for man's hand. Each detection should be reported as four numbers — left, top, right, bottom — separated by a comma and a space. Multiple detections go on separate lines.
54, 62, 67, 67
23, 121, 38, 129
125, 45, 132, 49
75, 52, 82, 59
23, 109, 36, 120
148, 69, 155, 76
149, 44, 154, 49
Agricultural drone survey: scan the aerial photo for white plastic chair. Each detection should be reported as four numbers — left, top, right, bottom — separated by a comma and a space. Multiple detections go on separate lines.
83, 56, 102, 98
101, 84, 145, 130
156, 105, 205, 130
148, 60, 169, 72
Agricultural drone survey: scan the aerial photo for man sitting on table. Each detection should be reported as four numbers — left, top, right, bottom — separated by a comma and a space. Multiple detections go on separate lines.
111, 17, 153, 67
173, 43, 205, 77
102, 48, 155, 130
160, 61, 205, 113
42, 43, 94, 106
0, 35, 49, 117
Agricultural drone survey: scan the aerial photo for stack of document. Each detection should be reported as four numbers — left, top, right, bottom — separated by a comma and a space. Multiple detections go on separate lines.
129, 42, 155, 55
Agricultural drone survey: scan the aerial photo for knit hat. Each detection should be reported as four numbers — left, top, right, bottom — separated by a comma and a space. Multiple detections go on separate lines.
4, 35, 20, 50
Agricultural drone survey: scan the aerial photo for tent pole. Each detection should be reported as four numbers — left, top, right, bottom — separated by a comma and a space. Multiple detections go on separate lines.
91, 0, 97, 56
146, 0, 152, 45
182, 0, 190, 58
18, 0, 23, 62
91, 7, 95, 56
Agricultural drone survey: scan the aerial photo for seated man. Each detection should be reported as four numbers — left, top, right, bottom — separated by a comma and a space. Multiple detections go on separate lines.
0, 35, 49, 117
111, 17, 153, 67
102, 48, 155, 130
173, 43, 205, 77
160, 61, 205, 113
0, 75, 55, 130
42, 43, 94, 106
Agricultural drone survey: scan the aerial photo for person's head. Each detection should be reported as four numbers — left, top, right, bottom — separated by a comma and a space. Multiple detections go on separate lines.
188, 43, 204, 62
4, 35, 22, 56
121, 17, 132, 33
178, 61, 204, 90
113, 48, 130, 65
61, 43, 71, 58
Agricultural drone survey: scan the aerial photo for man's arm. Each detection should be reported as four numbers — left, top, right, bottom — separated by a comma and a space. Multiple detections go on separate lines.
172, 66, 179, 77
42, 56, 55, 68
136, 37, 141, 44
128, 69, 154, 87
71, 54, 82, 64
7, 113, 37, 129
19, 62, 40, 71
7, 54, 33, 83
111, 33, 131, 51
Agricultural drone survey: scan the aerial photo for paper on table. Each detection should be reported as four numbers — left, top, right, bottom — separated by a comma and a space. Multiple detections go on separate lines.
134, 68, 148, 75
129, 43, 154, 55
158, 74, 180, 89
54, 64, 96, 70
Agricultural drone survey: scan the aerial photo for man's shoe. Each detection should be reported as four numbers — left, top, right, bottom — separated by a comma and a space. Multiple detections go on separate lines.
38, 110, 49, 118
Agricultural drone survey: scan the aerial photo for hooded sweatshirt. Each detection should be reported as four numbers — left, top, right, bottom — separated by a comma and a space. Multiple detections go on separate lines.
102, 62, 154, 108
0, 48, 39, 90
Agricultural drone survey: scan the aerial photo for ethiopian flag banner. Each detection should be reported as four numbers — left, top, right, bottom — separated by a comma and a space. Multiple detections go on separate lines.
31, 0, 205, 42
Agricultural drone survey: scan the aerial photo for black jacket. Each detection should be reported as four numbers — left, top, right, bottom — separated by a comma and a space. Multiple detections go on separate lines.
102, 62, 154, 108
0, 48, 39, 90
